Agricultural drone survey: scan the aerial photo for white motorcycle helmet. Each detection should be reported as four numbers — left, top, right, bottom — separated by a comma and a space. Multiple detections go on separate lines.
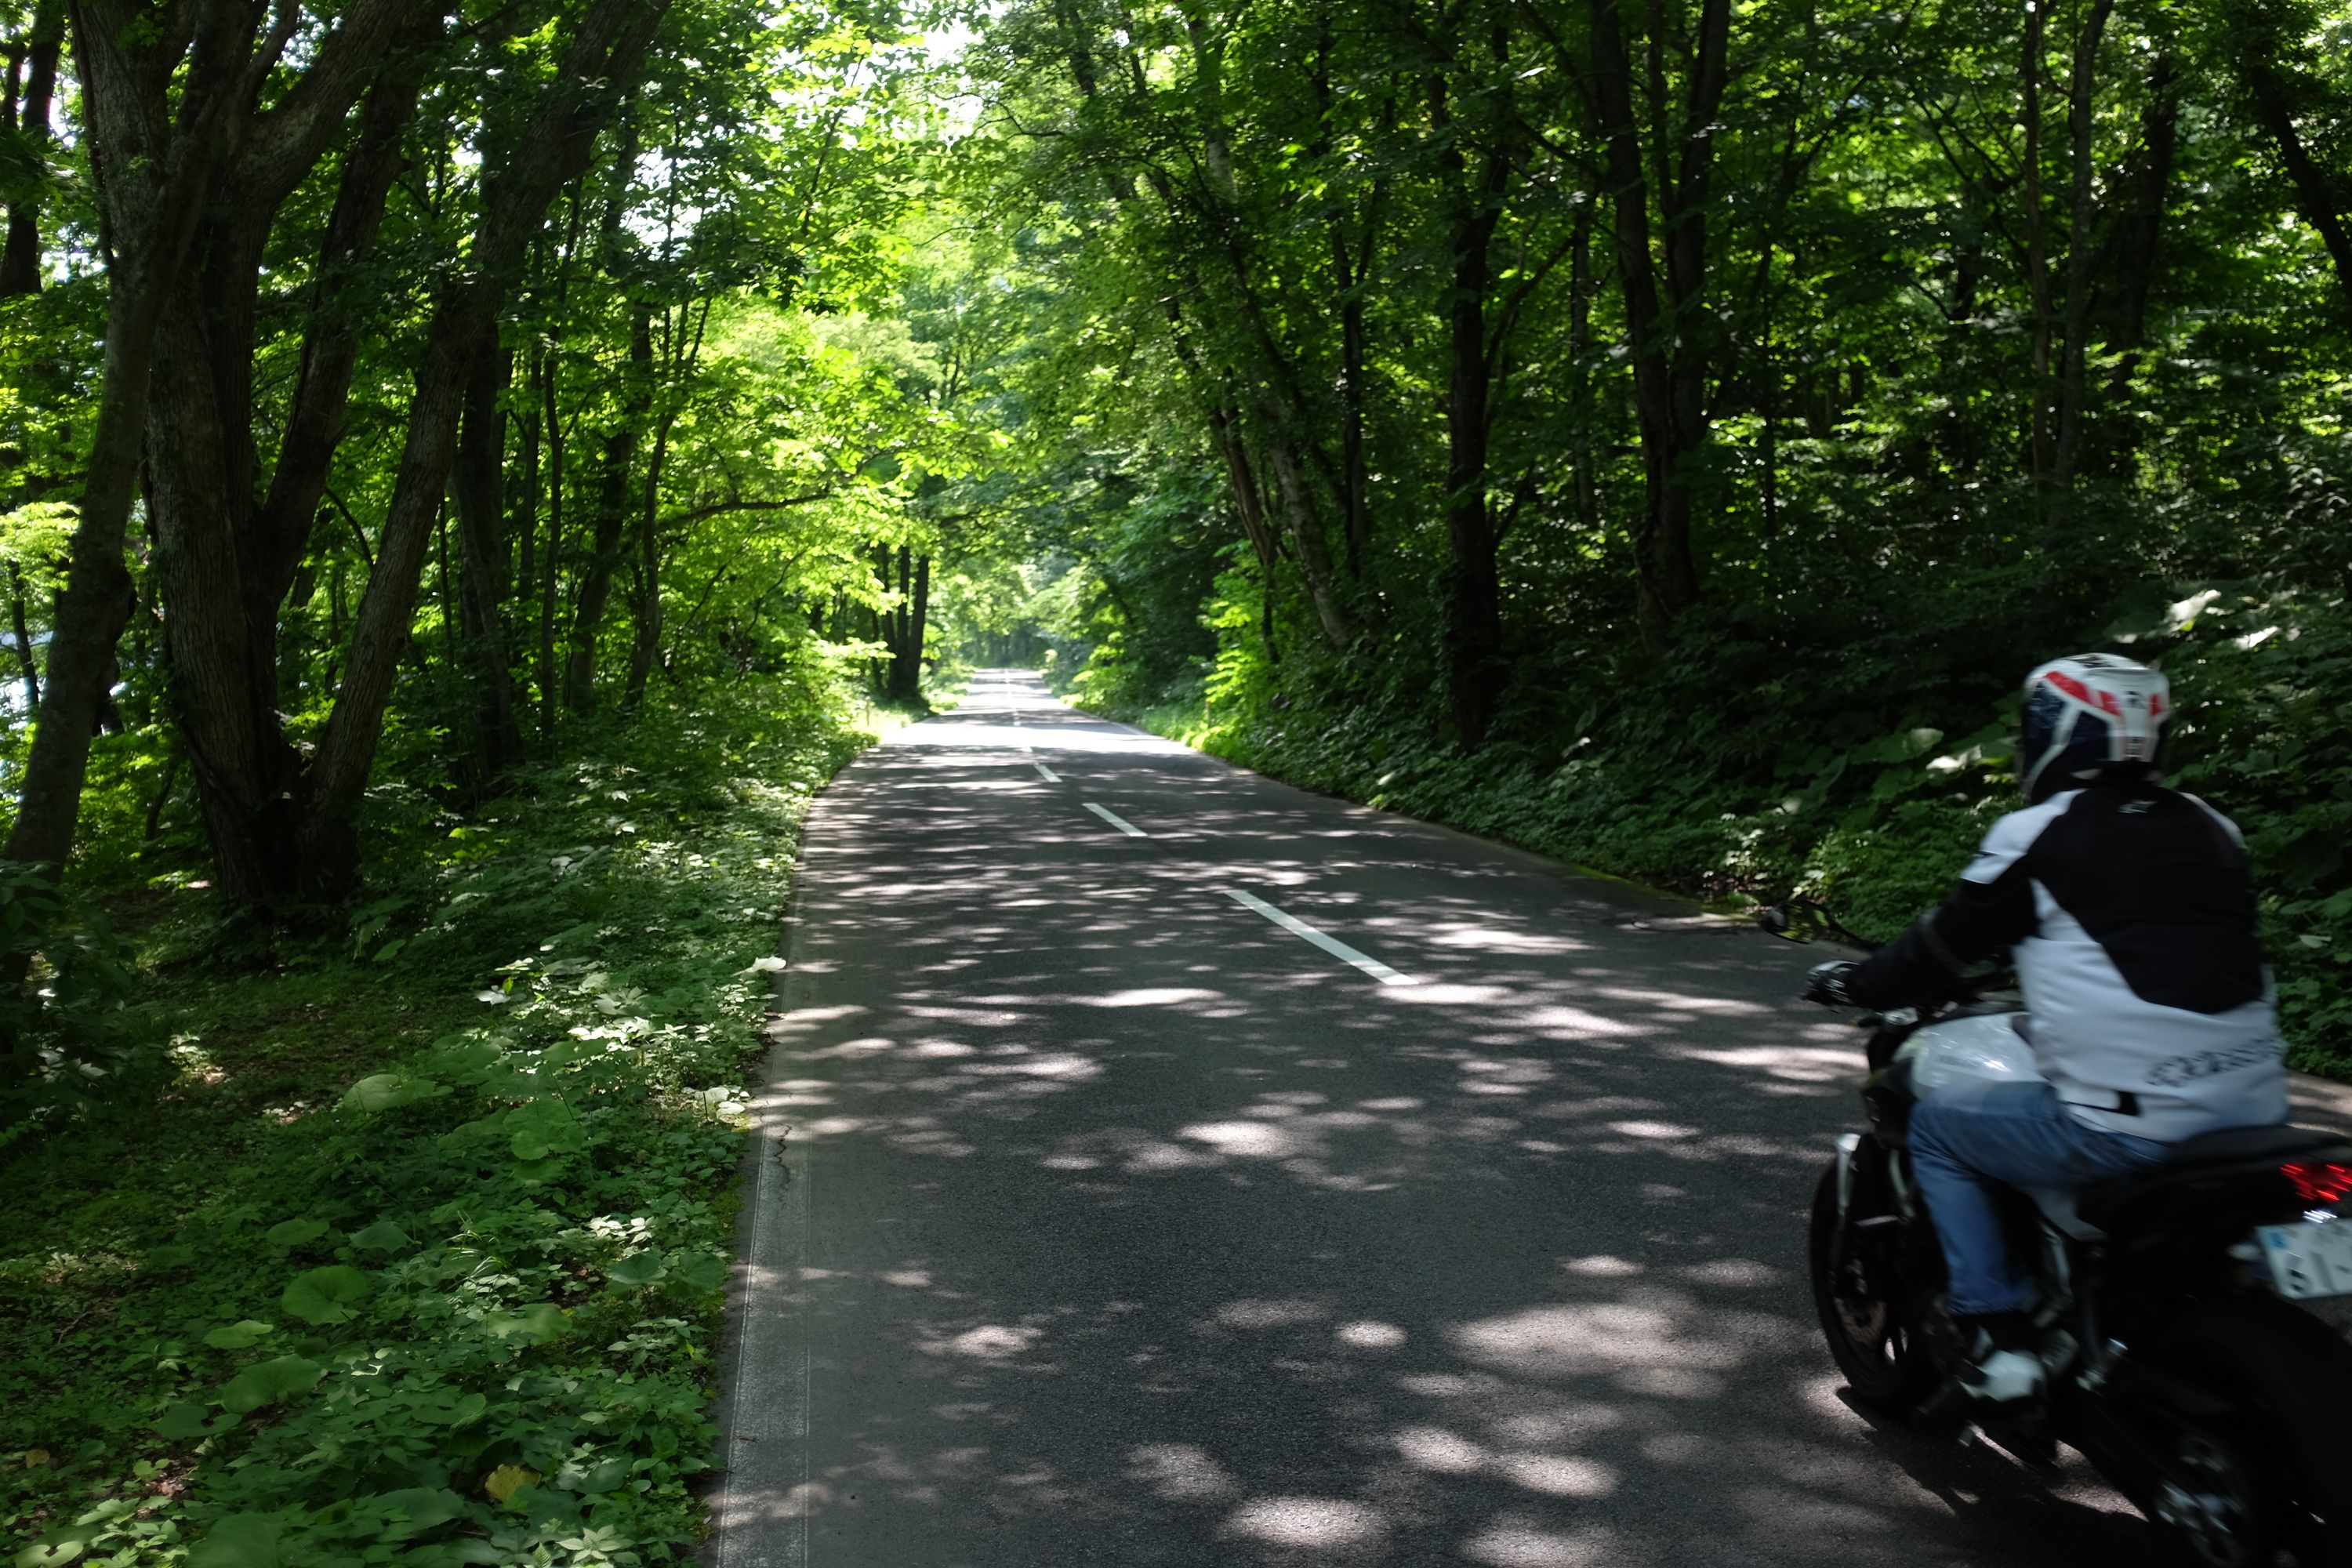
2017, 653, 2171, 804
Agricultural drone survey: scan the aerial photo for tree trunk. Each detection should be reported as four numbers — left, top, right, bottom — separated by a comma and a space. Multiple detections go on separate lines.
3, 0, 299, 903
1210, 405, 1282, 664
563, 300, 651, 712
7, 561, 37, 707
2021, 0, 2053, 486
622, 403, 673, 711
1590, 0, 1718, 652
303, 0, 673, 894
883, 546, 930, 703
2047, 0, 2116, 543
2239, 43, 2352, 316
538, 354, 564, 746
454, 346, 524, 771
0, 0, 60, 295
140, 13, 434, 904
1430, 43, 1512, 749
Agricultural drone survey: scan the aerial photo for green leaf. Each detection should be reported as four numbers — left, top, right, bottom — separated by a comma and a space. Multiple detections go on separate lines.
673, 1251, 729, 1291
506, 1097, 587, 1163
350, 1220, 412, 1253
607, 1253, 665, 1288
342, 1073, 444, 1112
281, 1265, 373, 1324
218, 1355, 324, 1414
568, 1456, 632, 1494
143, 1244, 196, 1271
375, 1487, 467, 1538
202, 1319, 276, 1350
484, 1303, 571, 1344
187, 1514, 282, 1568
424, 1036, 505, 1083
417, 1390, 489, 1425
15, 1531, 90, 1566
154, 1401, 214, 1439
265, 1218, 328, 1249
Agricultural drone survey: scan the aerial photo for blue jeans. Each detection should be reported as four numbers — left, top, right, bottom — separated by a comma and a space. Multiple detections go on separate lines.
1909, 1080, 2170, 1316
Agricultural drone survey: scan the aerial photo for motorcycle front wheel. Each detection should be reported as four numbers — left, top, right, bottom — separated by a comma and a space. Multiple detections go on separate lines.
1807, 1159, 1940, 1413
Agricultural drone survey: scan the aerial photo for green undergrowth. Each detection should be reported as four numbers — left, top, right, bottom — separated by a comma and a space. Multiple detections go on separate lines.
1, 676, 871, 1567
1081, 583, 2352, 1079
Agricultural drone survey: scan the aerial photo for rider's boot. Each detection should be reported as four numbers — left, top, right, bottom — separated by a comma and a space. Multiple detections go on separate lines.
1955, 1310, 2045, 1403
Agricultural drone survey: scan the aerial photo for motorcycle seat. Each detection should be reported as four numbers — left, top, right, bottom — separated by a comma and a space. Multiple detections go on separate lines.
2153, 1123, 2346, 1166
2074, 1123, 2352, 1232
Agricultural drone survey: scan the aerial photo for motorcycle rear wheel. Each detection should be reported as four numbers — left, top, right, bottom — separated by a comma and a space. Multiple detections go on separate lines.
2133, 1296, 2352, 1567
1807, 1160, 1939, 1412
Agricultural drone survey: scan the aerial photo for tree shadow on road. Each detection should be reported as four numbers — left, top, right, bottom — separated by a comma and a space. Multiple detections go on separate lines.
710, 685, 2182, 1567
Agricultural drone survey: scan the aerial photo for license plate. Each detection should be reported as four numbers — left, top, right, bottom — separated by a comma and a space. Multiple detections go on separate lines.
2258, 1220, 2352, 1299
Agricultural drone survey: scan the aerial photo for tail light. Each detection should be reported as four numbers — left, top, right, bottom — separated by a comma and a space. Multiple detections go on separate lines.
2281, 1163, 2352, 1205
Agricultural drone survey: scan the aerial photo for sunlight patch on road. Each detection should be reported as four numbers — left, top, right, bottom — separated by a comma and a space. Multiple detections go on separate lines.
1127, 1443, 1240, 1502
1225, 1497, 1386, 1549
1461, 1519, 1619, 1568
1179, 1120, 1304, 1159
1081, 986, 1224, 1007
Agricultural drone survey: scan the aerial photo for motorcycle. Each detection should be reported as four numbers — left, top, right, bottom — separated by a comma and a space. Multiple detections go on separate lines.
1766, 897, 2352, 1566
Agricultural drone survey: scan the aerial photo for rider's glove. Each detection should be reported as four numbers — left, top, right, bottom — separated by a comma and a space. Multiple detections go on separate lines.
1804, 960, 1860, 1006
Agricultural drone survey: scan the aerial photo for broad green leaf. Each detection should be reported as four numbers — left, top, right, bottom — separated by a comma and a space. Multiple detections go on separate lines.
282, 1265, 373, 1324
143, 1244, 195, 1271
154, 1401, 214, 1439
15, 1531, 90, 1566
425, 1036, 505, 1083
202, 1319, 276, 1349
374, 1487, 467, 1537
673, 1251, 730, 1291
342, 1073, 443, 1112
484, 1303, 570, 1344
506, 1098, 586, 1163
483, 1463, 540, 1505
417, 1390, 489, 1425
187, 1515, 281, 1568
568, 1455, 631, 1494
351, 1220, 412, 1253
218, 1355, 323, 1414
607, 1253, 665, 1287
265, 1218, 327, 1248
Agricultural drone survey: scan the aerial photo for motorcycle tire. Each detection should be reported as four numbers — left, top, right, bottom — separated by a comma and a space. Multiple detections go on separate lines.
2134, 1295, 2352, 1568
1807, 1160, 1939, 1412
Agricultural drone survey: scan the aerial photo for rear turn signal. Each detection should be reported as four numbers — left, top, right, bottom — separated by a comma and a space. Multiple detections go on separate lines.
2281, 1163, 2352, 1205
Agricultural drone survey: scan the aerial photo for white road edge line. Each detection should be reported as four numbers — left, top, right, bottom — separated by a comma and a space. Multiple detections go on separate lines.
1224, 888, 1421, 987
1083, 801, 1147, 837
1034, 761, 1062, 782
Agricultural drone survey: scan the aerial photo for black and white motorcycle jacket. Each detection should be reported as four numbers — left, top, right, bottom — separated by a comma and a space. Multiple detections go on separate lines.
1846, 781, 2288, 1142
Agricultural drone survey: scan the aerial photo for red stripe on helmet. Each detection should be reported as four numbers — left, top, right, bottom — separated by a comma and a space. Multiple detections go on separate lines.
2044, 670, 2093, 704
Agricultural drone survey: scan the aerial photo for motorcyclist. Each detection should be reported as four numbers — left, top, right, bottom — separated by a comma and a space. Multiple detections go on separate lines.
1806, 653, 2288, 1402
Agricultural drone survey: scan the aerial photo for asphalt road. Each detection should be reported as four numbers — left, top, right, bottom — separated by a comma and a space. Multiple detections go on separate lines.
707, 671, 2325, 1568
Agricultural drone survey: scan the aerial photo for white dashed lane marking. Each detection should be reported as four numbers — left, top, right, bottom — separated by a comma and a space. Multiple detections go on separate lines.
1083, 801, 1146, 837
1223, 889, 1421, 987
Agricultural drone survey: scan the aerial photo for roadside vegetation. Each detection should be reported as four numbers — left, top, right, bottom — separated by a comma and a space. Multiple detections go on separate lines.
0, 0, 994, 1559
2, 681, 873, 1566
